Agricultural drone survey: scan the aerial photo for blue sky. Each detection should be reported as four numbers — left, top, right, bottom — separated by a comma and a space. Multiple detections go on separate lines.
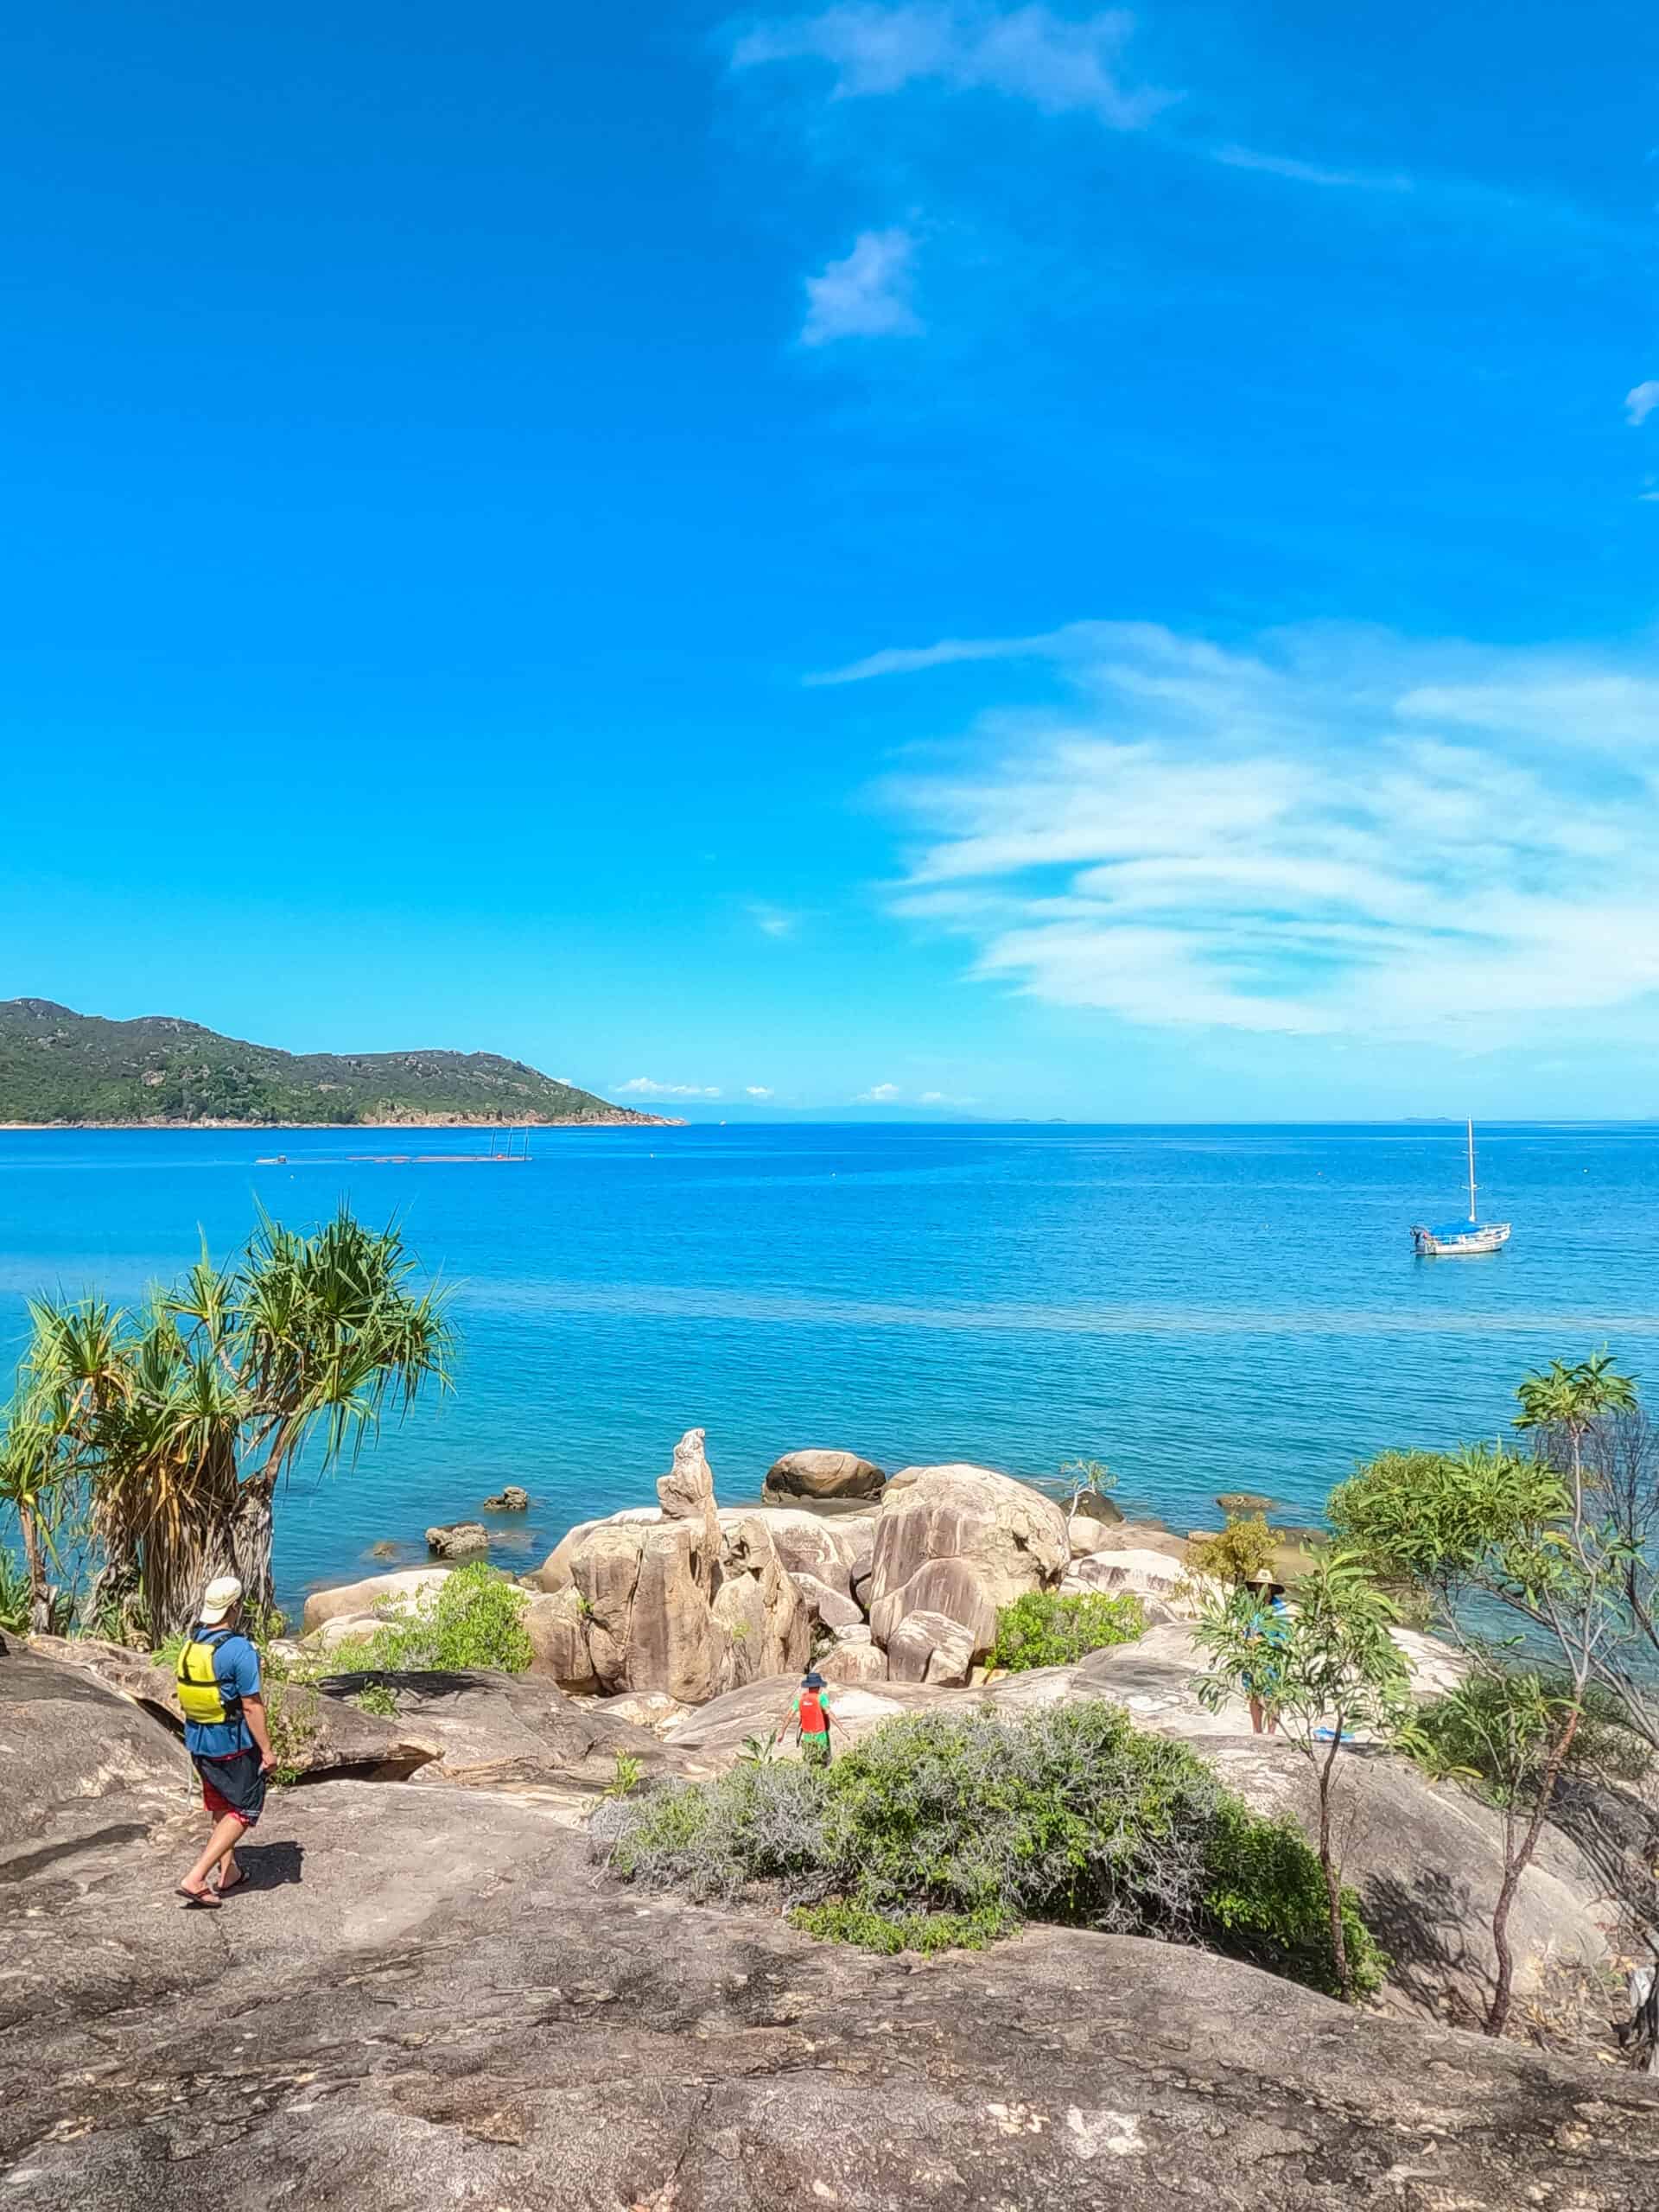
4, 1, 1658, 1118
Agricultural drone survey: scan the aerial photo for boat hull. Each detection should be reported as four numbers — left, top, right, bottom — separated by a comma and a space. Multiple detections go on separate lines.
1410, 1224, 1511, 1256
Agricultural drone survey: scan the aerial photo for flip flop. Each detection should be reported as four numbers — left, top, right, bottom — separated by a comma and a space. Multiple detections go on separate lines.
213, 1869, 248, 1897
176, 1885, 221, 1910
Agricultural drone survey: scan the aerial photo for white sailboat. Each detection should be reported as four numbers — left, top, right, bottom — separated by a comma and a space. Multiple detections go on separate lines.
1410, 1120, 1510, 1256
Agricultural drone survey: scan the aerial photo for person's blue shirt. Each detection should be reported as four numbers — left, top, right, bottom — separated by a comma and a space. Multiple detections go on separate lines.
181, 1628, 260, 1758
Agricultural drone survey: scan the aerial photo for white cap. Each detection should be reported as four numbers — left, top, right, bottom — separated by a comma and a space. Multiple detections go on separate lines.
199, 1574, 244, 1626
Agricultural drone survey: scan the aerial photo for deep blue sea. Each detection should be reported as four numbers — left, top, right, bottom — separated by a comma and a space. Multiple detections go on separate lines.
2, 1122, 1655, 1619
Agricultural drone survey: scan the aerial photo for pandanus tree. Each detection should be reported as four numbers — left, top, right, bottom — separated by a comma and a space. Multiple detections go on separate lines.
12, 1207, 453, 1640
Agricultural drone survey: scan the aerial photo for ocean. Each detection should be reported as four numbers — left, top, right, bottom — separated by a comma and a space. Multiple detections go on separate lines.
2, 1121, 1655, 1618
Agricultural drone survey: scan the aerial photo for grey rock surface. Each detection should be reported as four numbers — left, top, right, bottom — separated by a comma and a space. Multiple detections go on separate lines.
3, 1781, 1656, 2212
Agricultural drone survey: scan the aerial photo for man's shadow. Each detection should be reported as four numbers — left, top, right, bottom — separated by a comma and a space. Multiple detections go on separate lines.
232, 1839, 304, 1890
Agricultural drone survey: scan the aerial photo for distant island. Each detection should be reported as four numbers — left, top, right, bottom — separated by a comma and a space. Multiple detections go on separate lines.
0, 1000, 679, 1128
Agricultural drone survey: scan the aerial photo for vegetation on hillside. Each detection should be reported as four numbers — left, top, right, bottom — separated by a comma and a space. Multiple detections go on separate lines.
0, 997, 664, 1126
601, 1701, 1384, 1996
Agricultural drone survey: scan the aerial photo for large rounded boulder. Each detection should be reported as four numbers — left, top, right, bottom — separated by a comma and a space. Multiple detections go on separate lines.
761, 1447, 887, 1503
867, 1462, 1068, 1657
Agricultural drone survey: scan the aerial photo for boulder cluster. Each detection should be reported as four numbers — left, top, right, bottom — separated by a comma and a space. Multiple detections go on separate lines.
511, 1433, 1133, 1699
312, 1435, 1245, 1701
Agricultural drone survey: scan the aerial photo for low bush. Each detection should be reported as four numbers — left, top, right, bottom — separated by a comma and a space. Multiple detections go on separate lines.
989, 1590, 1144, 1671
330, 1560, 533, 1676
602, 1700, 1383, 1997
788, 1901, 1012, 1954
1186, 1512, 1278, 1587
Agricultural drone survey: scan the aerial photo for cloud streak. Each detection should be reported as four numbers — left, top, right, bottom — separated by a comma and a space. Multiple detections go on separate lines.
867, 621, 1659, 1046
802, 228, 922, 344
1627, 380, 1659, 428
616, 1077, 722, 1099
734, 3, 1175, 130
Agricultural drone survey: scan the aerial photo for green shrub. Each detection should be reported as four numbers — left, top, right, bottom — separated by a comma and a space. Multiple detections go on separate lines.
1187, 1512, 1278, 1586
601, 1700, 1381, 1997
349, 1681, 399, 1719
1414, 1669, 1652, 1802
332, 1560, 533, 1676
788, 1901, 1012, 1954
1204, 1794, 1385, 1998
989, 1590, 1145, 1671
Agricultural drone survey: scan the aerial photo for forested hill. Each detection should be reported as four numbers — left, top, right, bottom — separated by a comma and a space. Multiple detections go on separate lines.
0, 1001, 676, 1128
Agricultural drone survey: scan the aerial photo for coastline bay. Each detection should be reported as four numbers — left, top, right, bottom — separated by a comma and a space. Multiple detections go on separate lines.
2, 1119, 1655, 1619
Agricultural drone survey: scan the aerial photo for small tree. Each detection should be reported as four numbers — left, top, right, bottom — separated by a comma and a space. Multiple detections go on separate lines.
1329, 1383, 1638, 2037
13, 1205, 453, 1639
1192, 1553, 1415, 2004
1058, 1457, 1117, 1542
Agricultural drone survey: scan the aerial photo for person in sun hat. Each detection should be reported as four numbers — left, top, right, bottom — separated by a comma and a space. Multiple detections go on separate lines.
1239, 1565, 1291, 1737
788, 1669, 838, 1769
173, 1574, 276, 1908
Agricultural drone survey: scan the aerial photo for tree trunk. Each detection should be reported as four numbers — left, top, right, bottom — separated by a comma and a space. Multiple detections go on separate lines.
1317, 1758, 1353, 2003
225, 1470, 279, 1626
17, 1504, 54, 1635
1486, 1703, 1582, 2038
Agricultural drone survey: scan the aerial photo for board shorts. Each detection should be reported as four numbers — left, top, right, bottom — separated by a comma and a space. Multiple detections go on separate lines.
194, 1747, 267, 1827
801, 1732, 831, 1768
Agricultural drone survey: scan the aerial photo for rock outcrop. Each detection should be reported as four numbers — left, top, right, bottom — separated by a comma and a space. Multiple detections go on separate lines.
519, 1439, 808, 1701
5, 1760, 1656, 2212
761, 1446, 887, 1502
481, 1484, 530, 1510
301, 1566, 450, 1634
868, 1462, 1069, 1656
657, 1423, 721, 1557
885, 1607, 976, 1685
711, 1516, 811, 1686
315, 1666, 690, 1797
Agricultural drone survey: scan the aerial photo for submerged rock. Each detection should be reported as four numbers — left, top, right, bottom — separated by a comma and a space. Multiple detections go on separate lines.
481, 1484, 531, 1510
424, 1519, 490, 1560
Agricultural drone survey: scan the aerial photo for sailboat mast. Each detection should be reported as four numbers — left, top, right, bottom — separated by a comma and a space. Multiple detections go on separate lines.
1466, 1117, 1477, 1224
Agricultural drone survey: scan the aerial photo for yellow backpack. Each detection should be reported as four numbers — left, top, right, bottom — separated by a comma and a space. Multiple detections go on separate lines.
175, 1629, 242, 1729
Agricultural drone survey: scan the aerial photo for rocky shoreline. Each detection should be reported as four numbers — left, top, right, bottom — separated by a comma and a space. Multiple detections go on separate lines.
6, 1429, 1658, 2209
0, 1112, 684, 1129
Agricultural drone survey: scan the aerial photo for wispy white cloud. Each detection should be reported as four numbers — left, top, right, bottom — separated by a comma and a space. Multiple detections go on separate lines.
808, 632, 1043, 684
866, 621, 1659, 1046
1212, 143, 1412, 194
1627, 380, 1659, 427
616, 1077, 722, 1099
746, 1084, 776, 1097
918, 1089, 976, 1103
734, 3, 1175, 130
855, 1081, 903, 1100
802, 228, 921, 345
747, 901, 799, 937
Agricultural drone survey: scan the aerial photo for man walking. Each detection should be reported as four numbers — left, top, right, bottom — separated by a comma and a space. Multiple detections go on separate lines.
174, 1575, 275, 1907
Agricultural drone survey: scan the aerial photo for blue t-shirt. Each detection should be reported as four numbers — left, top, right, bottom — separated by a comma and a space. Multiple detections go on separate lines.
182, 1629, 261, 1758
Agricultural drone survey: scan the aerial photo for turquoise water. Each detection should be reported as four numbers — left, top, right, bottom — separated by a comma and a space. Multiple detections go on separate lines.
2, 1122, 1655, 1618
